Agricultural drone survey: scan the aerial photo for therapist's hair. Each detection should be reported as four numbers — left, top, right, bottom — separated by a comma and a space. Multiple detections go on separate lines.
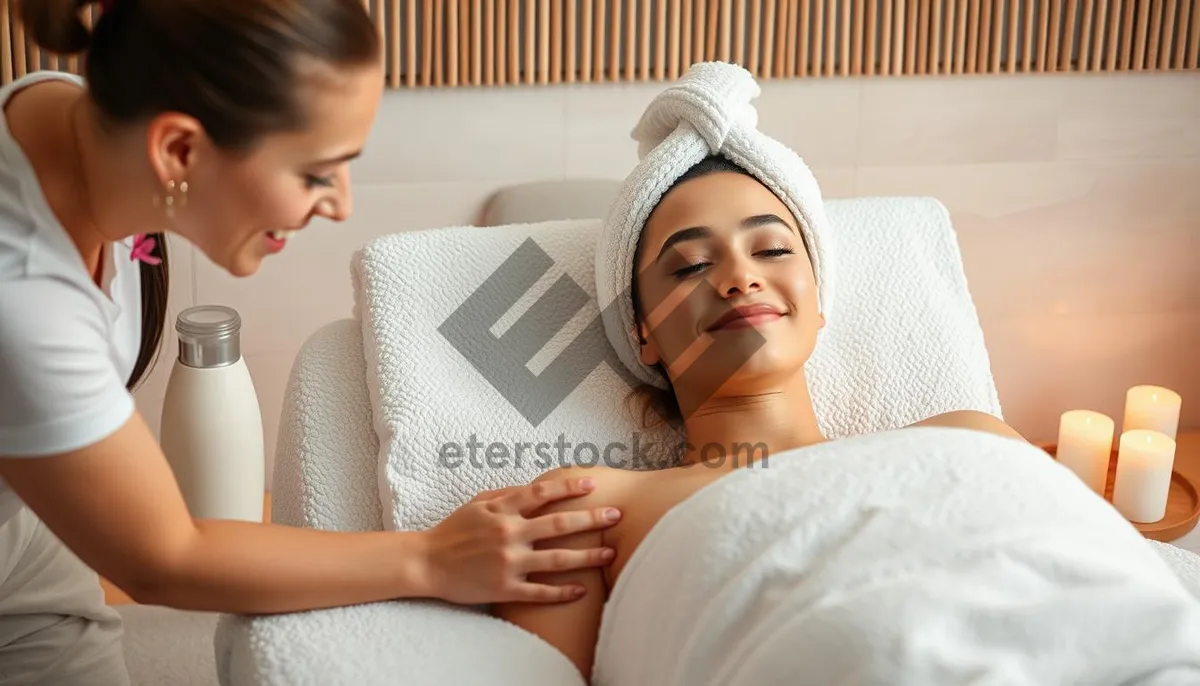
19, 0, 381, 390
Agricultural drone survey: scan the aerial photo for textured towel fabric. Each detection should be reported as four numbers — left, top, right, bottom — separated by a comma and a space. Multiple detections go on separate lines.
117, 605, 220, 686
592, 427, 1200, 686
1153, 539, 1200, 596
353, 219, 684, 533
261, 318, 383, 535
595, 61, 836, 390
212, 320, 585, 686
211, 319, 1200, 686
217, 600, 584, 686
350, 197, 1003, 533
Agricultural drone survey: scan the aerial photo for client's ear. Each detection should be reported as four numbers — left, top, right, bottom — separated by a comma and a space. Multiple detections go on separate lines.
635, 323, 662, 366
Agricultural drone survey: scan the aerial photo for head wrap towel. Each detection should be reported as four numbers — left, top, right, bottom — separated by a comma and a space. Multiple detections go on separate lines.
595, 61, 835, 390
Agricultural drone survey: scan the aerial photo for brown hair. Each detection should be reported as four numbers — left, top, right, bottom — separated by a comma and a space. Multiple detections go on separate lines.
627, 154, 760, 429
19, 0, 381, 390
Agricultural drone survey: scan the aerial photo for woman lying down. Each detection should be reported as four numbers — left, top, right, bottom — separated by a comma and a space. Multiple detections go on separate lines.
493, 63, 1200, 686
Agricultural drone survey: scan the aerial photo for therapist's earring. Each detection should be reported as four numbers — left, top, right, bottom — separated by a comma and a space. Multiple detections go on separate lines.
153, 179, 189, 220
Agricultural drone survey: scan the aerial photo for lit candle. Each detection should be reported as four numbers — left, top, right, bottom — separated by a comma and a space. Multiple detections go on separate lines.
1055, 410, 1115, 495
1122, 385, 1182, 440
1112, 429, 1177, 524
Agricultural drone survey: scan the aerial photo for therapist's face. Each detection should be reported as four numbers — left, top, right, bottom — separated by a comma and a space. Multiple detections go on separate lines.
150, 59, 383, 277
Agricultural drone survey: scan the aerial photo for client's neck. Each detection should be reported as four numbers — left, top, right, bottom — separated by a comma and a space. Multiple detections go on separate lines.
677, 373, 824, 469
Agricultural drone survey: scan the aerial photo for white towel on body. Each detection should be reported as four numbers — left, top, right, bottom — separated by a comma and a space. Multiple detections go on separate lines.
592, 427, 1200, 686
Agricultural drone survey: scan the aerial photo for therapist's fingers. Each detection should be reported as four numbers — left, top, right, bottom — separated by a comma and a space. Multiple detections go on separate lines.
497, 476, 601, 516
522, 507, 623, 542
521, 547, 616, 575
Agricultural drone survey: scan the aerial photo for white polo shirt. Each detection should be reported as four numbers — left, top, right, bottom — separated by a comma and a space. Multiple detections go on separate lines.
0, 71, 143, 526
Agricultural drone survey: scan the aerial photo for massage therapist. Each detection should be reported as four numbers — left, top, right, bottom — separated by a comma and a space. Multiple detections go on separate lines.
0, 1, 620, 683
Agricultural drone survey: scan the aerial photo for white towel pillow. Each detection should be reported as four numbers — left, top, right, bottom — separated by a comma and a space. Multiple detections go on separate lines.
351, 197, 1002, 532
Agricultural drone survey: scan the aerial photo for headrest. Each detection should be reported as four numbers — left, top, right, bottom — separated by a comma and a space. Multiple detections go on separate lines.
594, 61, 835, 390
350, 198, 1003, 532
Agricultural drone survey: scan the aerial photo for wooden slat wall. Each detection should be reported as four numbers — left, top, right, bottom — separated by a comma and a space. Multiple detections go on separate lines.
2, 1, 1197, 88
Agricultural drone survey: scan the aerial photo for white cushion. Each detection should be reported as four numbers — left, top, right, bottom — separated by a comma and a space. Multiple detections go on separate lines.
118, 604, 220, 686
352, 196, 1003, 532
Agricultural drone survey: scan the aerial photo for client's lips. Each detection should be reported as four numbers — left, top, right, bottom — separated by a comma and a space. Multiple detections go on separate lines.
708, 304, 786, 331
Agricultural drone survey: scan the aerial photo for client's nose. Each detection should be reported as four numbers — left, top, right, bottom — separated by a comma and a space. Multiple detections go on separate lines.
716, 259, 762, 296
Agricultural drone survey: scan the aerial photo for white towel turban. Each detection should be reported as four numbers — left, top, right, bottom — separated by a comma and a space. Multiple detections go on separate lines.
595, 61, 834, 390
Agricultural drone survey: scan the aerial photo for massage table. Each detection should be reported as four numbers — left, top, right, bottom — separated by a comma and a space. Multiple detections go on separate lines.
211, 186, 1200, 686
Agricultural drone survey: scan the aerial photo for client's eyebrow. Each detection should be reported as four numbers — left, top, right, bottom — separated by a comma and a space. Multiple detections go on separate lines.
310, 149, 362, 167
655, 213, 792, 262
742, 213, 791, 230
656, 226, 711, 260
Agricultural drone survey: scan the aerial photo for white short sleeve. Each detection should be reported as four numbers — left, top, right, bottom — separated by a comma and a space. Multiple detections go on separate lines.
0, 277, 135, 456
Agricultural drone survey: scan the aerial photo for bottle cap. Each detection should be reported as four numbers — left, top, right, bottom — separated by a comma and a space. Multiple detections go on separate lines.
176, 305, 242, 368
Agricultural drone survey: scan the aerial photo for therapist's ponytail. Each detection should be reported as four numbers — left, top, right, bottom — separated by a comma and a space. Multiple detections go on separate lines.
130, 234, 169, 392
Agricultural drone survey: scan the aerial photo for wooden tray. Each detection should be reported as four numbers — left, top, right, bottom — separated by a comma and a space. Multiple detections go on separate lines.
1043, 444, 1200, 542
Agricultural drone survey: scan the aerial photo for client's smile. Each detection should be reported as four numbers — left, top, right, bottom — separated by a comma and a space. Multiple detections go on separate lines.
708, 303, 786, 331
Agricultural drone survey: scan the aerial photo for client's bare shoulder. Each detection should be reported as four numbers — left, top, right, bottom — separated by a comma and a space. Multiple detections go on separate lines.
527, 464, 643, 522
531, 464, 707, 587
908, 410, 1026, 442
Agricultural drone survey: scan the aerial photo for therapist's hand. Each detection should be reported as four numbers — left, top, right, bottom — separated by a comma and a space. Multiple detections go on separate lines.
418, 476, 621, 604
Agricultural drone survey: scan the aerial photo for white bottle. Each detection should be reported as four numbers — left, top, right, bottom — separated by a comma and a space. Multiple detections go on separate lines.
160, 305, 265, 522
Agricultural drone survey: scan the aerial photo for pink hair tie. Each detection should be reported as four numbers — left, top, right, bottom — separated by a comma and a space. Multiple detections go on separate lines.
130, 234, 162, 266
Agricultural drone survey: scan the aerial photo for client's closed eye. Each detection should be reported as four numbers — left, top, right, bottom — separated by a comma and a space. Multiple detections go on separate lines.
305, 174, 335, 189
672, 261, 710, 279
671, 247, 793, 279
